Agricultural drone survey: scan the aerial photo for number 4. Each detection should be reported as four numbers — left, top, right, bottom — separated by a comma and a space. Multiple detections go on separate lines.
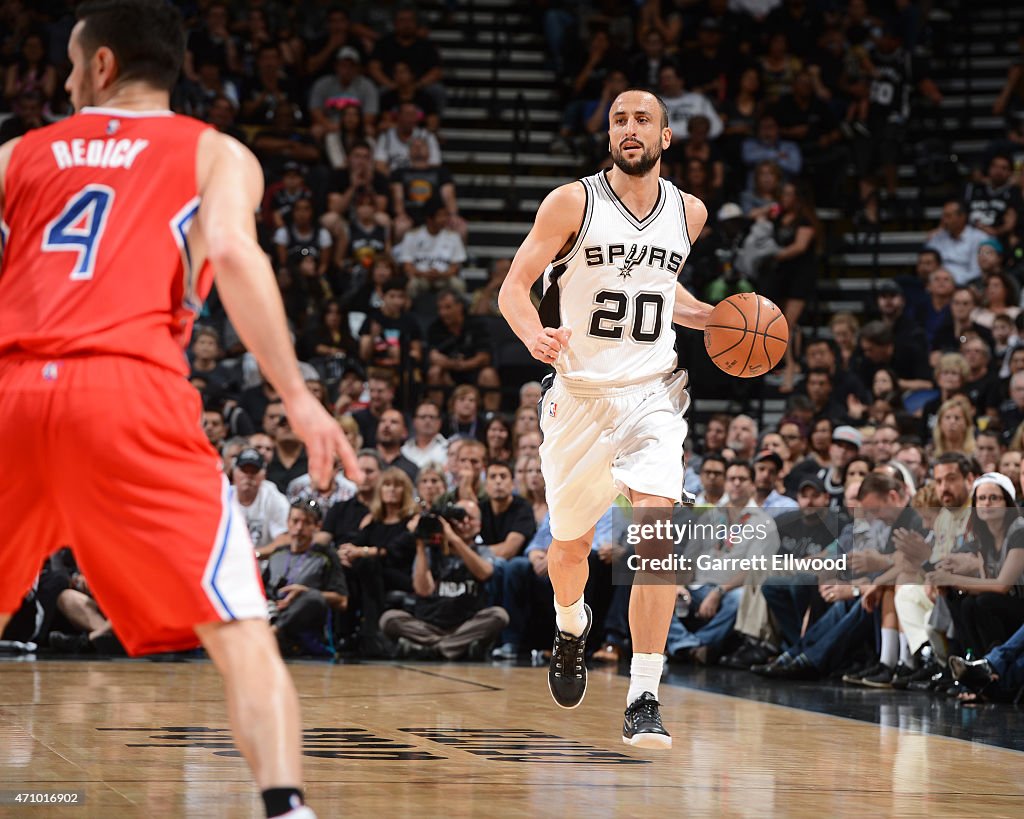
42, 184, 115, 280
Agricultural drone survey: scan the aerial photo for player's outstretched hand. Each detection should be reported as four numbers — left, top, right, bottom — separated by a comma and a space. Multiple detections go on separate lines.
529, 326, 571, 364
284, 390, 364, 490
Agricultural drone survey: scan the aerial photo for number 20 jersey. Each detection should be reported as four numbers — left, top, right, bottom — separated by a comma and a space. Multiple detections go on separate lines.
538, 169, 692, 388
0, 108, 213, 376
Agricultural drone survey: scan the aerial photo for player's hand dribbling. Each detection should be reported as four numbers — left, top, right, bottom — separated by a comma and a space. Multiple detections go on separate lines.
529, 326, 571, 364
284, 390, 364, 490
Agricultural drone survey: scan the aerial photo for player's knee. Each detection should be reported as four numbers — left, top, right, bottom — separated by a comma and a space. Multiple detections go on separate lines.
549, 540, 591, 568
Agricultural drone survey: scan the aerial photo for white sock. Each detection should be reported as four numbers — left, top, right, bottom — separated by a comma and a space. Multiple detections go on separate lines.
880, 628, 899, 668
554, 595, 587, 637
627, 653, 664, 707
899, 633, 915, 669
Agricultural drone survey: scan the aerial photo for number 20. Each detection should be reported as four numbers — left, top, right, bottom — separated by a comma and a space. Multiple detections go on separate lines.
42, 185, 115, 280
587, 289, 664, 343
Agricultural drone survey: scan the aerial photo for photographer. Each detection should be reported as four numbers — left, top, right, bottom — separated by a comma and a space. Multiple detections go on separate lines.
379, 500, 508, 660
264, 500, 348, 656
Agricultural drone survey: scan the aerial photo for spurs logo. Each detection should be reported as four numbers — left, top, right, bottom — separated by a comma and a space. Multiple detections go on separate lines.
618, 244, 648, 280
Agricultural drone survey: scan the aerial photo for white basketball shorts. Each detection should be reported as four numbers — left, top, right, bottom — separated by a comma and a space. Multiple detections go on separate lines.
539, 370, 690, 541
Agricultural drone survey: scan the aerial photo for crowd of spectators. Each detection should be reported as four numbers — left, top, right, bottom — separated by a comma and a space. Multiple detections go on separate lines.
5, 2, 1024, 706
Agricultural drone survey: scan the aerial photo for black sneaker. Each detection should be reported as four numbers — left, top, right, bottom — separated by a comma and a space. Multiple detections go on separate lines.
860, 663, 897, 688
622, 691, 672, 749
843, 661, 884, 685
893, 661, 940, 691
547, 604, 592, 709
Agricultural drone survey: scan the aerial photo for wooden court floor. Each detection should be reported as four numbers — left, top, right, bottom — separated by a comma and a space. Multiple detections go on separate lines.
1, 659, 1022, 818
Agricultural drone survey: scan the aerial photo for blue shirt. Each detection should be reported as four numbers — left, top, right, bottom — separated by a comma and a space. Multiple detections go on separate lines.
526, 505, 615, 554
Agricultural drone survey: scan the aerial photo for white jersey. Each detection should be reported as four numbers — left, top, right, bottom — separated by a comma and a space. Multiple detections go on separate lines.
539, 170, 691, 388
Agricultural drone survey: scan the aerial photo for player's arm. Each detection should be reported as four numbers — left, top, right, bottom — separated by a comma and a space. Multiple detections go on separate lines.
498, 183, 585, 364
673, 193, 713, 331
195, 131, 362, 487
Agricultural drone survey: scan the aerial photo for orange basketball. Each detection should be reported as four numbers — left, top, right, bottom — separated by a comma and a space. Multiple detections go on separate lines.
703, 293, 789, 378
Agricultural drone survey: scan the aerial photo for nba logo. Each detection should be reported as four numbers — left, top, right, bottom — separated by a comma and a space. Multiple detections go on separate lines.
107, 119, 120, 135
41, 362, 59, 381
548, 401, 557, 418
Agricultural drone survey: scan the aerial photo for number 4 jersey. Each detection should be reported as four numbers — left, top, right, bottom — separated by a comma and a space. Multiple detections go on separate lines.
538, 169, 691, 388
0, 108, 212, 376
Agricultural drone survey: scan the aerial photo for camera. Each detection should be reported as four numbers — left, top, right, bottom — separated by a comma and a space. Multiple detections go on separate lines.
414, 503, 468, 541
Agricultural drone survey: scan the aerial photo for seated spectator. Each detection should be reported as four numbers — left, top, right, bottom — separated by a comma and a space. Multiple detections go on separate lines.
234, 448, 290, 552
739, 159, 782, 218
915, 267, 956, 348
262, 161, 313, 230
680, 115, 726, 193
368, 7, 444, 111
239, 42, 300, 126
263, 400, 309, 492
829, 312, 860, 371
773, 69, 844, 205
918, 353, 970, 437
358, 277, 424, 387
658, 61, 723, 148
480, 460, 537, 559
308, 47, 379, 144
318, 450, 383, 548
484, 416, 514, 464
352, 368, 398, 448
513, 404, 541, 439
670, 461, 773, 664
626, 29, 667, 90
184, 1, 239, 81
39, 549, 120, 655
323, 102, 378, 172
202, 408, 228, 452
999, 372, 1024, 439
375, 101, 442, 174
874, 279, 929, 353
726, 414, 759, 463
415, 464, 448, 511
960, 337, 1001, 416
323, 142, 391, 243
853, 321, 934, 394
741, 114, 802, 188
932, 472, 1024, 658
381, 499, 507, 660
390, 137, 464, 242
379, 61, 440, 133
694, 452, 728, 507
0, 91, 44, 144
965, 153, 1021, 245
721, 68, 763, 168
394, 200, 467, 300
752, 450, 799, 515
679, 18, 731, 101
300, 299, 360, 365
427, 289, 500, 409
4, 32, 57, 107
274, 196, 334, 282
926, 201, 989, 286
374, 409, 419, 481
342, 190, 391, 273
974, 272, 1021, 330
304, 7, 367, 78
265, 500, 348, 656
551, 29, 624, 157
402, 400, 448, 470
932, 287, 995, 355
249, 103, 321, 178
441, 437, 487, 504
189, 326, 237, 395
933, 396, 977, 457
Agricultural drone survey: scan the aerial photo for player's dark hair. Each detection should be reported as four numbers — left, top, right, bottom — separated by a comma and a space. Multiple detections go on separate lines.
618, 87, 670, 129
805, 367, 832, 384
76, 0, 185, 92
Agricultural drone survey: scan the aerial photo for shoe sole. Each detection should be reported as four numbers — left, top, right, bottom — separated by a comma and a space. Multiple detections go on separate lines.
860, 679, 894, 689
622, 733, 672, 749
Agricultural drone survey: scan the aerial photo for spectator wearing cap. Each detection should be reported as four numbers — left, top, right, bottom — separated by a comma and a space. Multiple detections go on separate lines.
753, 450, 799, 515
786, 425, 862, 513
925, 200, 989, 286
393, 200, 467, 300
978, 237, 1006, 279
309, 46, 380, 144
874, 280, 928, 355
234, 448, 290, 552
264, 500, 349, 656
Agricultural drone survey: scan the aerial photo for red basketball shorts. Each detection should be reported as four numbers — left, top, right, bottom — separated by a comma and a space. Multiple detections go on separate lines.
0, 354, 267, 655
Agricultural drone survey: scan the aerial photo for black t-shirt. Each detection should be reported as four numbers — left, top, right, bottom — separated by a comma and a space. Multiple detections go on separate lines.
322, 497, 370, 545
358, 309, 423, 371
370, 34, 441, 79
964, 181, 1023, 234
771, 94, 839, 148
390, 165, 453, 225
267, 450, 309, 493
414, 539, 492, 629
773, 509, 841, 558
427, 316, 492, 364
480, 496, 536, 553
351, 518, 416, 579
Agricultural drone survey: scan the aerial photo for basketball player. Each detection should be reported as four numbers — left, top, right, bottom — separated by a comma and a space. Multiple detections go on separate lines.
498, 89, 712, 747
0, 3, 361, 817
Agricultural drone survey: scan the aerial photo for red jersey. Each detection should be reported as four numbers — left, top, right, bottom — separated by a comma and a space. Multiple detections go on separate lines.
0, 107, 213, 376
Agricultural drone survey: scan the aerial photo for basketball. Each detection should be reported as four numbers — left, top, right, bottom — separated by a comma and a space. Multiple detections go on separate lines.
703, 293, 789, 378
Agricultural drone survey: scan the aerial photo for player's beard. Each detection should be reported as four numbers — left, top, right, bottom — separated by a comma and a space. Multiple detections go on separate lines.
611, 140, 661, 177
